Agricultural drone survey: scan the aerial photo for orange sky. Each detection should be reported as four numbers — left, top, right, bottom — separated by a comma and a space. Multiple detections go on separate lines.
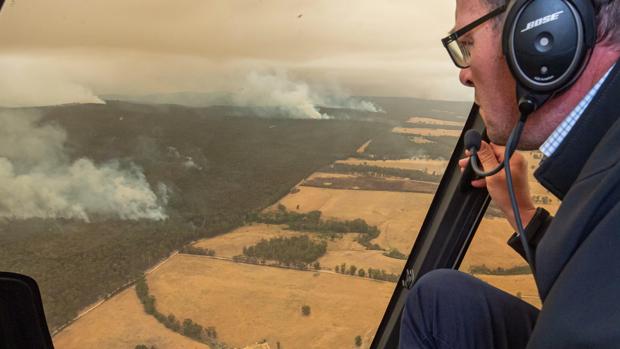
0, 0, 473, 103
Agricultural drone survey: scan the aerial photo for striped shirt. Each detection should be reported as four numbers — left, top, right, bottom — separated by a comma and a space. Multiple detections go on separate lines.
540, 65, 615, 157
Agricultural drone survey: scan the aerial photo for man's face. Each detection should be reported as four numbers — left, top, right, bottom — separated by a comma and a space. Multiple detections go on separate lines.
454, 0, 519, 145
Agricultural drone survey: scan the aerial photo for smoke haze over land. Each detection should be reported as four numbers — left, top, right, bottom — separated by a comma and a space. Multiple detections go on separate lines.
0, 111, 167, 221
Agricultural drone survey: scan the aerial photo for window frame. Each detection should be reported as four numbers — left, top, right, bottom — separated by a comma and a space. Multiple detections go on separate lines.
370, 104, 491, 349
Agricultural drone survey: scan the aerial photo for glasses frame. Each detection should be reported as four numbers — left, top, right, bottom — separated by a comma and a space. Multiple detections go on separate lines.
441, 5, 507, 68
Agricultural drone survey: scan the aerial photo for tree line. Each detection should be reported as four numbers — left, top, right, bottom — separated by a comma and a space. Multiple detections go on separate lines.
135, 278, 228, 349
319, 163, 441, 182
334, 263, 399, 282
179, 245, 216, 256
246, 205, 382, 250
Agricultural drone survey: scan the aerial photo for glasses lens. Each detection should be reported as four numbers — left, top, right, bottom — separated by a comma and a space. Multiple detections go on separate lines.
447, 39, 470, 68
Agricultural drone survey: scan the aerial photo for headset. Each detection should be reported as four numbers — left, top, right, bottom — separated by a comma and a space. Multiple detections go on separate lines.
465, 0, 599, 269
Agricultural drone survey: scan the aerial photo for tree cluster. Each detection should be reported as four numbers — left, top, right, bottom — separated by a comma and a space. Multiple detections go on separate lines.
247, 206, 382, 250
355, 335, 363, 347
383, 248, 407, 260
242, 235, 327, 265
367, 268, 399, 282
301, 305, 311, 316
179, 245, 216, 256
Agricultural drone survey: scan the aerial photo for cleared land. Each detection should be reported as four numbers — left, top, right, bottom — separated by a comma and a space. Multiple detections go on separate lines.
194, 224, 405, 275
193, 224, 301, 258
307, 172, 358, 180
406, 117, 463, 127
460, 217, 525, 271
301, 176, 438, 193
392, 127, 462, 137
148, 254, 394, 349
53, 286, 210, 349
335, 158, 448, 175
275, 186, 433, 254
357, 139, 372, 153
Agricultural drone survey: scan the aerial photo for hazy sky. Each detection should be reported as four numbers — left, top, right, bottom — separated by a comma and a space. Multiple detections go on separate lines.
0, 0, 473, 104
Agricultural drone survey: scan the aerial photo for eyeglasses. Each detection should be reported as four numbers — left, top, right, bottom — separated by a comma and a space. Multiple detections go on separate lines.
441, 5, 507, 68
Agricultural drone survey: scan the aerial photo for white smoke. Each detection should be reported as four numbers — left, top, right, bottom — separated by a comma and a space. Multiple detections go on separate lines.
0, 111, 167, 222
233, 70, 382, 119
0, 55, 105, 107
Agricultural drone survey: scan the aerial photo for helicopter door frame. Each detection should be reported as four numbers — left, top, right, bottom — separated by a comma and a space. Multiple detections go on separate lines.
371, 104, 492, 349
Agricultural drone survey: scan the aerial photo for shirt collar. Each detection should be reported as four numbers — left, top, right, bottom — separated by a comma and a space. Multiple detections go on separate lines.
539, 65, 615, 157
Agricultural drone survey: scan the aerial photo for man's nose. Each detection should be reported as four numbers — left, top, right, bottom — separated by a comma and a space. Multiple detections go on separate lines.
459, 68, 474, 87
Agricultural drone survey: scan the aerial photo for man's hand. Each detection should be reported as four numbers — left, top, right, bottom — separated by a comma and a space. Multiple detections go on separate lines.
459, 141, 536, 230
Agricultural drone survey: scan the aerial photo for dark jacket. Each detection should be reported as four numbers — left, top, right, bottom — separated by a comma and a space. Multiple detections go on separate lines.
506, 61, 620, 348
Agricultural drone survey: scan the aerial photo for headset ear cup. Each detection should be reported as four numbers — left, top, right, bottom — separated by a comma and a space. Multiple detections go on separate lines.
502, 0, 596, 98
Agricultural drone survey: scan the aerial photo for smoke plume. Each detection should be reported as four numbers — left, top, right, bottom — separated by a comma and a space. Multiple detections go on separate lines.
233, 71, 382, 119
0, 111, 167, 222
0, 55, 105, 107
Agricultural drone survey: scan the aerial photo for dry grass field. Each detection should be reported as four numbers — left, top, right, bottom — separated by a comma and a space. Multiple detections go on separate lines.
392, 127, 462, 137
460, 217, 525, 271
193, 224, 302, 258
307, 172, 358, 180
193, 224, 405, 275
357, 139, 372, 154
148, 254, 394, 349
53, 286, 211, 349
406, 117, 463, 127
275, 186, 433, 254
335, 158, 448, 175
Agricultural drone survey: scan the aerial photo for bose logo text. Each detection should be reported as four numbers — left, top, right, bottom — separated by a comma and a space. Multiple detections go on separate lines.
521, 11, 564, 33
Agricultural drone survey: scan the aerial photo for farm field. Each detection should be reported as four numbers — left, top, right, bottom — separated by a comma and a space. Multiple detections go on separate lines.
274, 186, 432, 254
335, 158, 449, 175
194, 224, 406, 275
407, 116, 463, 127
148, 254, 394, 349
392, 126, 462, 137
53, 286, 211, 349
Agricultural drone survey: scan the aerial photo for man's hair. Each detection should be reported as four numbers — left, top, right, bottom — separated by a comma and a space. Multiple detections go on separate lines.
482, 0, 620, 47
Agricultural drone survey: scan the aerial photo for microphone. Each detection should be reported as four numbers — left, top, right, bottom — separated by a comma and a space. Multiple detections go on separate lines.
465, 130, 505, 177
464, 129, 482, 152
